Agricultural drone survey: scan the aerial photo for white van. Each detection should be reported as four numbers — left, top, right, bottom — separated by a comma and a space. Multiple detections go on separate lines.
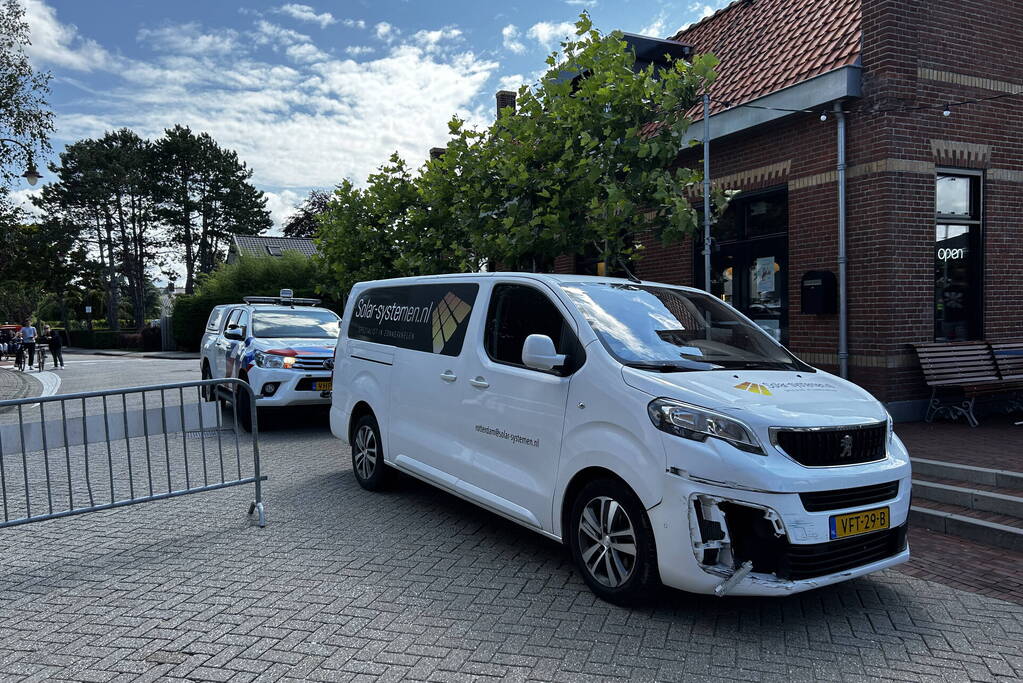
329, 273, 910, 603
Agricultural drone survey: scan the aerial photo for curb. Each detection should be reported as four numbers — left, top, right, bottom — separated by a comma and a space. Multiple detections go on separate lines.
0, 368, 42, 411
911, 457, 1023, 491
910, 505, 1023, 552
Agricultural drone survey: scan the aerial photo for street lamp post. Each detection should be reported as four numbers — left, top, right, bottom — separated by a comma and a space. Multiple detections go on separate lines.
0, 138, 42, 186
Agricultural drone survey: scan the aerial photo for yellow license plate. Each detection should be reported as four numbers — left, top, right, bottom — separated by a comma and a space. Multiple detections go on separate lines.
315, 381, 332, 392
830, 506, 890, 539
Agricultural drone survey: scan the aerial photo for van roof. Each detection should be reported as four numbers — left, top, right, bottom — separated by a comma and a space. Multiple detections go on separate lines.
352, 272, 707, 294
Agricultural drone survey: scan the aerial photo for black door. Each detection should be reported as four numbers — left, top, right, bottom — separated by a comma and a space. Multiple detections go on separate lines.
696, 190, 789, 345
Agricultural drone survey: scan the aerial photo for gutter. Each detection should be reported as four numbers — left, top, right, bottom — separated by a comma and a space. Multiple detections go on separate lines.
835, 101, 848, 378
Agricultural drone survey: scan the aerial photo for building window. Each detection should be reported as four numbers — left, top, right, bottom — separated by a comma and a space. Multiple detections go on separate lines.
934, 171, 982, 341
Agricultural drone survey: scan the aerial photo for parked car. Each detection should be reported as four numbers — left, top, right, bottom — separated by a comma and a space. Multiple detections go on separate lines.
200, 290, 341, 430
328, 273, 911, 604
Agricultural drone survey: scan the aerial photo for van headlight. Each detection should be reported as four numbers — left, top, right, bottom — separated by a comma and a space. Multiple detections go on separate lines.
886, 410, 895, 444
254, 351, 294, 369
648, 398, 765, 455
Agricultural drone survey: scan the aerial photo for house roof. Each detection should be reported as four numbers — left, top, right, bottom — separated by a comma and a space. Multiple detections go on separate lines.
231, 235, 318, 259
670, 0, 861, 115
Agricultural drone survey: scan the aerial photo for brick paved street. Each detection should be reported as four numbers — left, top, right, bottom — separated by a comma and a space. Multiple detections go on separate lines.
0, 367, 39, 405
2, 424, 1022, 682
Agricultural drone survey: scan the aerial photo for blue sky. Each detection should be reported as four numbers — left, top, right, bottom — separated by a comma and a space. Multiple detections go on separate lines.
18, 0, 728, 229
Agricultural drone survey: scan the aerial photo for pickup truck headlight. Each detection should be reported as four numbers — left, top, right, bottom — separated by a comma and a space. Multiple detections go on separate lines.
648, 398, 765, 455
254, 351, 294, 369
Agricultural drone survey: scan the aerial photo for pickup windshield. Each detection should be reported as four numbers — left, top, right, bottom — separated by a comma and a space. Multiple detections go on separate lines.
559, 282, 811, 372
251, 310, 340, 339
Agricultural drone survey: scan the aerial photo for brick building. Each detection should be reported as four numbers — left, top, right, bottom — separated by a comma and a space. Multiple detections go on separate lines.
554, 0, 1023, 419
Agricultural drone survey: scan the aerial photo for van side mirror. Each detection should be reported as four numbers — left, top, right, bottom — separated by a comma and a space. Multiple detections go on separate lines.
522, 334, 566, 371
224, 327, 244, 341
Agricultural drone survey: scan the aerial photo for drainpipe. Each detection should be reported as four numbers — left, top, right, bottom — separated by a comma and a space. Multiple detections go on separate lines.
702, 93, 712, 292
835, 101, 849, 379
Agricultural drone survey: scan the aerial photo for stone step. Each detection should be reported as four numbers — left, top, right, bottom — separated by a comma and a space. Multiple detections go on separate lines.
911, 457, 1023, 492
910, 498, 1023, 552
912, 474, 1023, 519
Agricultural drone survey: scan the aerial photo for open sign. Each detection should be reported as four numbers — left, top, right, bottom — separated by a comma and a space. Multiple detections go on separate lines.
938, 247, 966, 261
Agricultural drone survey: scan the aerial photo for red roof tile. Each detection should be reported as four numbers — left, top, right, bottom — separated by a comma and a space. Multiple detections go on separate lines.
670, 0, 861, 115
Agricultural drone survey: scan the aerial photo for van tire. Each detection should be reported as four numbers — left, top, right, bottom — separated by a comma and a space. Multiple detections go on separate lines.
568, 478, 659, 605
351, 414, 389, 490
235, 378, 255, 433
201, 363, 216, 402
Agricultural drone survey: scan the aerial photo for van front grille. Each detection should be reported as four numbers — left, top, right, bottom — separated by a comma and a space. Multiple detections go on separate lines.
799, 481, 900, 512
772, 423, 887, 467
779, 526, 907, 580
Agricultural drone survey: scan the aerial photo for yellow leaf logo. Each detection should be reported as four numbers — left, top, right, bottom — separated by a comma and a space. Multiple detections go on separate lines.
734, 381, 772, 396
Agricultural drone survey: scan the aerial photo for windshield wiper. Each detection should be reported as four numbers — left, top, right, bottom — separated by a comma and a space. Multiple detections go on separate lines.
623, 359, 720, 373
707, 360, 792, 371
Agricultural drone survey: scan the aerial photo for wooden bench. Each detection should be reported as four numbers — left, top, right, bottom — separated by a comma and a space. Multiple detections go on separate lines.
912, 341, 1023, 427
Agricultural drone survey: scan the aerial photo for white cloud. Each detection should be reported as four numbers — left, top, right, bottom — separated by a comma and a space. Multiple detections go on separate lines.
10, 188, 43, 221
565, 0, 597, 6
29, 3, 498, 224
277, 4, 336, 29
137, 23, 242, 56
374, 22, 397, 42
345, 45, 375, 57
23, 0, 121, 71
526, 21, 577, 51
343, 19, 367, 29
286, 42, 328, 64
498, 74, 524, 91
641, 15, 667, 37
262, 189, 304, 233
501, 24, 526, 54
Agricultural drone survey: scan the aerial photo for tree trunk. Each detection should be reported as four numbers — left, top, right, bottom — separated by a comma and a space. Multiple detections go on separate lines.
101, 206, 120, 333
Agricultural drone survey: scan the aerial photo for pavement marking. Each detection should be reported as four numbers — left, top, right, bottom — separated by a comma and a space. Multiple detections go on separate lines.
21, 370, 61, 409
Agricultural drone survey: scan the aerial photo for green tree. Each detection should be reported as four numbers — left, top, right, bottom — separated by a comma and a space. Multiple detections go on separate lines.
0, 0, 53, 220
453, 15, 717, 271
283, 188, 333, 238
155, 125, 272, 294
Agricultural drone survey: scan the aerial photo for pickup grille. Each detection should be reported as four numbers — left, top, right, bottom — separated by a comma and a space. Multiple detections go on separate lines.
799, 481, 900, 512
293, 356, 331, 370
772, 423, 887, 467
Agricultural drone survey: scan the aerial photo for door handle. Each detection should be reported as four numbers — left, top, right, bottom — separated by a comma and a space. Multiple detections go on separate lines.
469, 376, 490, 389
440, 370, 457, 382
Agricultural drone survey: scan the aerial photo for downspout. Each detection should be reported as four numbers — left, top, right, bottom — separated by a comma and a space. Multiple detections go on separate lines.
835, 101, 849, 379
702, 93, 712, 292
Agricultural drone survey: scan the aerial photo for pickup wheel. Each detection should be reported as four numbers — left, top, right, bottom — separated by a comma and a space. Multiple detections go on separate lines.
235, 375, 255, 433
201, 363, 216, 402
351, 414, 389, 491
568, 478, 660, 605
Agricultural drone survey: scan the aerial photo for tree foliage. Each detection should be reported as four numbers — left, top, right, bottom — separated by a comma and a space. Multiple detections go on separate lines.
0, 0, 54, 220
283, 188, 333, 238
171, 251, 330, 351
316, 16, 717, 290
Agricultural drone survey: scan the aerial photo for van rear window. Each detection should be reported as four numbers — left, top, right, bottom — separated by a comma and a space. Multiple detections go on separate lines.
348, 283, 478, 356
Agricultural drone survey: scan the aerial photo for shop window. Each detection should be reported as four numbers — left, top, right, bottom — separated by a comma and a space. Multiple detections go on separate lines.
934, 172, 982, 341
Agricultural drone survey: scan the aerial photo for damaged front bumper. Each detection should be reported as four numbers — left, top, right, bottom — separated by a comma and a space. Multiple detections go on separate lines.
648, 472, 911, 597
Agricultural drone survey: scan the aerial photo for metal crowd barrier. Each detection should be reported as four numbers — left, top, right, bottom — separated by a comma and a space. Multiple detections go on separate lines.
0, 378, 265, 529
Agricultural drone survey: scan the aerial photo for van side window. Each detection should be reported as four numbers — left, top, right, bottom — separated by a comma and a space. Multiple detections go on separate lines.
236, 310, 250, 337
484, 284, 584, 375
348, 283, 479, 356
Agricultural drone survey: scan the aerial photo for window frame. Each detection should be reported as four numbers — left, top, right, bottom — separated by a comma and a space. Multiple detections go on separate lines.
934, 168, 984, 341
482, 282, 585, 376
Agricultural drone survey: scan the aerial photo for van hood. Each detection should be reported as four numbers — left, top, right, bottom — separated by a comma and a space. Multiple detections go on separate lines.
621, 366, 886, 427
254, 338, 336, 356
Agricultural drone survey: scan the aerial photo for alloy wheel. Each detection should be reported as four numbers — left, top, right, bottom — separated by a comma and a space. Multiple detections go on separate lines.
353, 424, 378, 480
578, 495, 638, 588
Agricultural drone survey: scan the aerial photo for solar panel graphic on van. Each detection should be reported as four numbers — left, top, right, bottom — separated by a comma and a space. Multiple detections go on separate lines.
432, 292, 472, 353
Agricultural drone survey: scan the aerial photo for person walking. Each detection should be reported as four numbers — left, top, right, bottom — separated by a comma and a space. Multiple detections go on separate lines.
21, 320, 37, 369
46, 325, 65, 368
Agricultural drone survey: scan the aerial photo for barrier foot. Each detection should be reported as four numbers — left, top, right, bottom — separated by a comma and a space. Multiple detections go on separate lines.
249, 500, 266, 527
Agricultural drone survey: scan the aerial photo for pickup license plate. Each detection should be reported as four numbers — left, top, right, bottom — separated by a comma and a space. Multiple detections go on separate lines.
314, 381, 332, 392
830, 506, 889, 539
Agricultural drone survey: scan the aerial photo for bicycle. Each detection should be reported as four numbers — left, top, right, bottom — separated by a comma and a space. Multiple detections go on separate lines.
14, 347, 26, 372
36, 344, 47, 372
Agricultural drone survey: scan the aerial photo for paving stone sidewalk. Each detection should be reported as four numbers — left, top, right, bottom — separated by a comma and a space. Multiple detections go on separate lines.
1, 427, 1021, 682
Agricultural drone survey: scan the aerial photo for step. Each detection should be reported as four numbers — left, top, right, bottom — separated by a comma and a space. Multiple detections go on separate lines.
910, 499, 1023, 552
911, 457, 1023, 492
912, 474, 1023, 518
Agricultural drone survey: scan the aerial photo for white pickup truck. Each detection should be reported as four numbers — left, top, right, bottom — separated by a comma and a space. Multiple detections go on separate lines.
200, 290, 340, 429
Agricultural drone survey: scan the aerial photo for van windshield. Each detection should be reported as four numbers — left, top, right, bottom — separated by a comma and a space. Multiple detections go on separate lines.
559, 282, 811, 372
251, 310, 340, 339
